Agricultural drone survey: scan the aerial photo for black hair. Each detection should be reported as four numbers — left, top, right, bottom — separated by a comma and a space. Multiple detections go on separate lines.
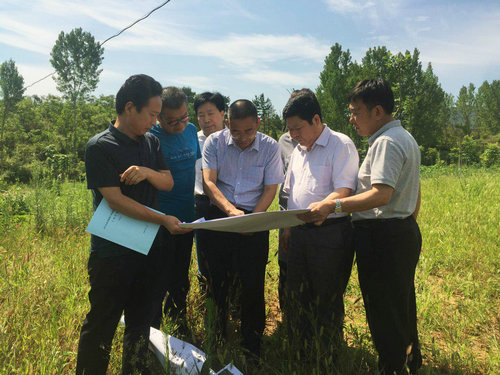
194, 92, 226, 114
282, 88, 322, 123
348, 79, 394, 114
161, 86, 188, 111
228, 99, 258, 122
115, 74, 162, 114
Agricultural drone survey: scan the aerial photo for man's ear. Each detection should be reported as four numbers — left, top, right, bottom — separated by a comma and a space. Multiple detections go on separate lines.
124, 101, 135, 115
256, 117, 261, 129
374, 105, 385, 119
312, 114, 322, 126
225, 118, 230, 128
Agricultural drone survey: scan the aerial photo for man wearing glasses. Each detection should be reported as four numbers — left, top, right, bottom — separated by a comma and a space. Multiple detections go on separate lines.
149, 86, 201, 334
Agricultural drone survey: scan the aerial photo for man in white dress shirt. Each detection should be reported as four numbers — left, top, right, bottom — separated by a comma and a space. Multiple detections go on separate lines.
193, 92, 226, 286
281, 89, 359, 356
305, 79, 422, 374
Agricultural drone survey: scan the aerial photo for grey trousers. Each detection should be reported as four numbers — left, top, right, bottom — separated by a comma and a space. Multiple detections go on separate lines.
286, 217, 354, 350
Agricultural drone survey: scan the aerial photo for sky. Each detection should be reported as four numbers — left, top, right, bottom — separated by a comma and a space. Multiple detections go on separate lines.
1, 0, 499, 114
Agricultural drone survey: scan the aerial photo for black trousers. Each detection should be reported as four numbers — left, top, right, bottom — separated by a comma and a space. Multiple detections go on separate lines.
286, 217, 354, 351
203, 205, 269, 356
194, 194, 211, 283
353, 216, 422, 374
152, 228, 194, 329
76, 245, 161, 375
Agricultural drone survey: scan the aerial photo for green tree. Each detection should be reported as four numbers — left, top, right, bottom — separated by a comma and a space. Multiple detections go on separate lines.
0, 59, 25, 165
50, 28, 104, 155
455, 83, 476, 136
252, 93, 281, 138
475, 80, 500, 136
316, 43, 361, 142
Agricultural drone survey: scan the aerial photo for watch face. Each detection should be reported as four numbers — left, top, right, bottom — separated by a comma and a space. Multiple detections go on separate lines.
335, 199, 342, 213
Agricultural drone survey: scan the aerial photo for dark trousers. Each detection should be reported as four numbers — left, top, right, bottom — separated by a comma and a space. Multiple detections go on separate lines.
353, 216, 422, 374
286, 217, 354, 350
152, 228, 193, 329
278, 258, 288, 312
204, 205, 269, 356
76, 246, 161, 375
194, 194, 211, 284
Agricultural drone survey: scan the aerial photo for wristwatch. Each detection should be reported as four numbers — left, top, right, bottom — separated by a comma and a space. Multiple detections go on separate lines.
334, 198, 342, 214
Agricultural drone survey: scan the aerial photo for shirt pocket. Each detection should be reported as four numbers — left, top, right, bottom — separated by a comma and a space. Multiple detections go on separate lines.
244, 166, 265, 186
305, 165, 331, 193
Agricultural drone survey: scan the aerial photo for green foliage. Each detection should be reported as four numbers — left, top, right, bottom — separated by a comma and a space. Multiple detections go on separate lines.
0, 59, 25, 164
420, 146, 440, 166
253, 93, 282, 139
50, 28, 104, 103
0, 95, 114, 183
50, 27, 104, 154
460, 135, 481, 164
455, 83, 476, 136
480, 144, 500, 167
316, 43, 361, 142
475, 80, 500, 136
316, 45, 448, 149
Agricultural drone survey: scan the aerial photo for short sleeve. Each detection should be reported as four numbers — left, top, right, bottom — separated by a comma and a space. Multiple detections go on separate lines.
151, 136, 169, 171
370, 139, 405, 188
264, 141, 284, 185
281, 150, 295, 195
85, 141, 120, 189
331, 139, 359, 191
202, 134, 218, 170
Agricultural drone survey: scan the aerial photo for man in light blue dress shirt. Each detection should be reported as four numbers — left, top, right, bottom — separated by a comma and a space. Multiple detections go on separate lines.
202, 99, 284, 360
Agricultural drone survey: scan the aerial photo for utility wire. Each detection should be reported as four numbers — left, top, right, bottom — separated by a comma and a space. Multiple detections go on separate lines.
22, 0, 171, 91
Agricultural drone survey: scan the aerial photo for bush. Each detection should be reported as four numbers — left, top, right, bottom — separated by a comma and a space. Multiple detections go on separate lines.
480, 144, 500, 167
420, 146, 440, 166
449, 136, 482, 165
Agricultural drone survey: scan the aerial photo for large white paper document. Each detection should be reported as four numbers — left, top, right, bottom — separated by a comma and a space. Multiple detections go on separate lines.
179, 208, 310, 232
86, 199, 160, 255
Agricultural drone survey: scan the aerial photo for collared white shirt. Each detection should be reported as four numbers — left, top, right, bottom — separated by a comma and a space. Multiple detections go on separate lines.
194, 130, 207, 196
202, 128, 284, 211
283, 125, 359, 218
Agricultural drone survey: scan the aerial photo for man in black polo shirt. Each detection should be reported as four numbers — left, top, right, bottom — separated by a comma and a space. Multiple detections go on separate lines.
76, 74, 190, 375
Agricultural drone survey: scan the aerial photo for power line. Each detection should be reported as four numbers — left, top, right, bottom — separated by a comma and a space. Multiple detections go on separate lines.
100, 0, 170, 46
22, 0, 171, 91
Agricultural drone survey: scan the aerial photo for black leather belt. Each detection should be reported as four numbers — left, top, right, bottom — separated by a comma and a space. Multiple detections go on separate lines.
352, 216, 411, 229
298, 215, 350, 230
195, 194, 210, 201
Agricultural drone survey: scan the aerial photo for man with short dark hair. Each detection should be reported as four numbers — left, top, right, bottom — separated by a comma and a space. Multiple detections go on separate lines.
202, 99, 283, 359
149, 86, 201, 332
77, 74, 190, 374
193, 92, 226, 285
281, 88, 359, 356
301, 79, 422, 374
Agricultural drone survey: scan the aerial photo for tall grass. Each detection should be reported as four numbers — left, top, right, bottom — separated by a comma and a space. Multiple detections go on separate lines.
0, 166, 498, 374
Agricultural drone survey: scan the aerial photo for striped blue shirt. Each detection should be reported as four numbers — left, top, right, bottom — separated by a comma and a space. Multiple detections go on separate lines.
202, 128, 284, 211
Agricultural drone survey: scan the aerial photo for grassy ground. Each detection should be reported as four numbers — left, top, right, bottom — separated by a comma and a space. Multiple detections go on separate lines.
0, 166, 498, 374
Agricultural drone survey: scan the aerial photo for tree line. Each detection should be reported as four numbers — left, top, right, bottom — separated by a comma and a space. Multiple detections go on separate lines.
0, 30, 499, 185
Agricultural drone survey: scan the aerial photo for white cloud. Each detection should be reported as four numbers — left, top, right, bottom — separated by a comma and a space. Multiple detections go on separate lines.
322, 0, 375, 14
17, 64, 58, 96
241, 70, 318, 87
0, 16, 57, 54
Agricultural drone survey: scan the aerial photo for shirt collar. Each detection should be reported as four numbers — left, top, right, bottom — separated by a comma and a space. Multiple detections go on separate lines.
109, 121, 143, 145
368, 119, 401, 146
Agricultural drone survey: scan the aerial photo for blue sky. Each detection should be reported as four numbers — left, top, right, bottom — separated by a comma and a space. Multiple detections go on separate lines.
1, 0, 499, 114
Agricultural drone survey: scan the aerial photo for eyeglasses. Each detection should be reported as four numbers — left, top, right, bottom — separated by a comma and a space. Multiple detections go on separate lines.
161, 114, 189, 127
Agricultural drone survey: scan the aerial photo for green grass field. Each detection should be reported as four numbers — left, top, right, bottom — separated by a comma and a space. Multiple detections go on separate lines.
0, 166, 499, 374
